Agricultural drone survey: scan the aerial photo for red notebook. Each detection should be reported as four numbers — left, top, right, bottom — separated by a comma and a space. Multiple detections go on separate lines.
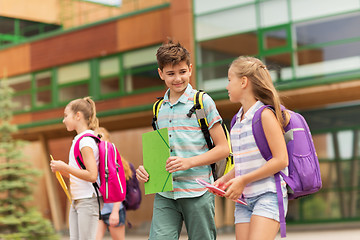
196, 178, 247, 205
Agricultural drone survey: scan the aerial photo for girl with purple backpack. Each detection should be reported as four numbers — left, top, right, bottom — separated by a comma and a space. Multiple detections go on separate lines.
213, 56, 290, 240
50, 96, 102, 240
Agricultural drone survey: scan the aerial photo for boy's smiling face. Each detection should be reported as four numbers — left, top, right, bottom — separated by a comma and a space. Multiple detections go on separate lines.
158, 61, 192, 101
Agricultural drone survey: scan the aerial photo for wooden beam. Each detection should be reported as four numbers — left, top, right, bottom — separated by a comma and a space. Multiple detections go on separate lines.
39, 134, 65, 231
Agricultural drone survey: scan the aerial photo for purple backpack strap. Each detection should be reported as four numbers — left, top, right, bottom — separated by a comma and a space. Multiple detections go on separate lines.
275, 173, 286, 237
230, 114, 237, 130
252, 104, 286, 160
74, 133, 100, 169
252, 105, 287, 238
252, 105, 273, 161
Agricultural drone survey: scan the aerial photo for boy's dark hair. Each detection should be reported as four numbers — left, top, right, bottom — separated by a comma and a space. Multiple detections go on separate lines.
156, 40, 191, 70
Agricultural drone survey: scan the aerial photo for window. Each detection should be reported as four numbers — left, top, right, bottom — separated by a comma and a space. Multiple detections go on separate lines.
122, 46, 161, 93
294, 13, 360, 79
0, 17, 61, 47
295, 14, 360, 47
264, 52, 293, 82
259, 26, 293, 82
34, 71, 52, 107
195, 5, 257, 41
263, 29, 288, 50
260, 25, 291, 53
193, 0, 253, 15
58, 62, 90, 102
0, 17, 14, 35
296, 41, 360, 78
99, 56, 120, 95
296, 104, 360, 221
259, 0, 288, 27
291, 0, 360, 22
8, 74, 32, 112
82, 0, 122, 7
198, 32, 259, 91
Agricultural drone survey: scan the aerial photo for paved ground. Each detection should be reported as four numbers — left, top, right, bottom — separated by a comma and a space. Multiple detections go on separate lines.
61, 227, 360, 239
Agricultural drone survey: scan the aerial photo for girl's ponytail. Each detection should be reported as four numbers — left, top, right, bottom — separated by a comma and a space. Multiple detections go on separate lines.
84, 97, 99, 130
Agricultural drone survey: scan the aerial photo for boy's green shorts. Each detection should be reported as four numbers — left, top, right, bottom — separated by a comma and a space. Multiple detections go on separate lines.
149, 191, 216, 240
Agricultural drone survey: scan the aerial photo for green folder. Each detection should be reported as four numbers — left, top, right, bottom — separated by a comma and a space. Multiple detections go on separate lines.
142, 128, 172, 194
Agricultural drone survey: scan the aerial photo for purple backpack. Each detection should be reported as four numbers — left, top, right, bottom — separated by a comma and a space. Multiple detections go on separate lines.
123, 163, 142, 211
231, 105, 322, 238
74, 133, 127, 204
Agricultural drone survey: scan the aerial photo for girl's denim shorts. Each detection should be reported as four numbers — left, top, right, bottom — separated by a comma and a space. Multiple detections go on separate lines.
101, 208, 126, 227
235, 192, 288, 224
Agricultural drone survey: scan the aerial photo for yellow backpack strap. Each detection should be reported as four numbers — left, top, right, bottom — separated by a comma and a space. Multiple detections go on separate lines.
152, 97, 164, 130
221, 124, 234, 174
187, 90, 213, 149
187, 90, 234, 179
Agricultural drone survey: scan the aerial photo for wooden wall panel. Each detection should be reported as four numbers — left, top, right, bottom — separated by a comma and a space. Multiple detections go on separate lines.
0, 0, 59, 24
0, 44, 30, 78
116, 8, 170, 51
95, 90, 165, 111
30, 22, 118, 71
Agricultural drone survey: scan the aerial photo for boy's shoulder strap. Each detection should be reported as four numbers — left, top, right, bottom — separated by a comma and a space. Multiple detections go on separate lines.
187, 90, 213, 149
189, 90, 234, 180
152, 97, 164, 130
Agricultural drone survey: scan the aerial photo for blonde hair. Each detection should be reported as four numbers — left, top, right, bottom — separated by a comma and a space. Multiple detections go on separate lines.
230, 56, 289, 129
95, 127, 132, 180
67, 96, 99, 130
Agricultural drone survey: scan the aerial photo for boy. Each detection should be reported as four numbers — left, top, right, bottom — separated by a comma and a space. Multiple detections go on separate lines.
136, 40, 229, 240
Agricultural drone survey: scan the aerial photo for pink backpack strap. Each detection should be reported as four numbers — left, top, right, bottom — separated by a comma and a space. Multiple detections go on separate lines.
73, 133, 102, 219
73, 133, 100, 170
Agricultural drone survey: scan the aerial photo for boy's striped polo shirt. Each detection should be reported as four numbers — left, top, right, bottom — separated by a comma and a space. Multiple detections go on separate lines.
156, 84, 222, 199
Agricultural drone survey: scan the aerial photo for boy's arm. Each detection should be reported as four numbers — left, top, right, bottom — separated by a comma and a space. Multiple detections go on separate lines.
166, 122, 229, 172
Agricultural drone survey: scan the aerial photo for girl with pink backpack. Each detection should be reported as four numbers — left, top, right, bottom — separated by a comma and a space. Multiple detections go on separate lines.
95, 127, 132, 240
50, 96, 102, 240
213, 56, 290, 240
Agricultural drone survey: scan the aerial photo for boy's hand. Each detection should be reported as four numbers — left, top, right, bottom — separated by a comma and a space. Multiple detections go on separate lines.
136, 165, 149, 182
165, 156, 191, 173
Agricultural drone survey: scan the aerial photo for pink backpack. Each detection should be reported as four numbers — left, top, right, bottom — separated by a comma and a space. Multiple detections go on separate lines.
74, 133, 127, 204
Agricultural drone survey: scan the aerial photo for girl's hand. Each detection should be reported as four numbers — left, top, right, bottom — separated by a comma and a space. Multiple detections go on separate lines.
136, 165, 149, 182
209, 176, 228, 196
50, 160, 67, 173
109, 211, 120, 227
223, 176, 246, 201
165, 156, 191, 173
